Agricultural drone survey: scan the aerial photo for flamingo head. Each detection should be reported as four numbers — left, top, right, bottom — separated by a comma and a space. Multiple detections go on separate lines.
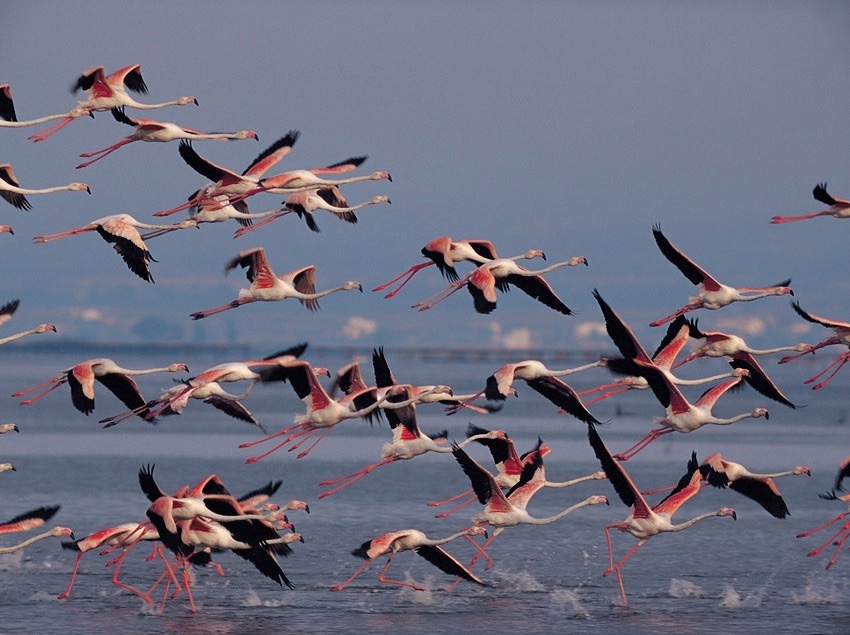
70, 183, 91, 194
238, 131, 259, 140
0, 423, 19, 433
795, 343, 815, 354
0, 463, 15, 472
794, 466, 812, 476
36, 323, 57, 333
587, 495, 609, 506
753, 407, 769, 420
342, 281, 363, 292
179, 96, 199, 106
371, 171, 392, 182
285, 500, 311, 514
467, 526, 488, 538
51, 526, 76, 539
718, 507, 737, 520
568, 256, 588, 266
169, 363, 190, 373
372, 195, 391, 205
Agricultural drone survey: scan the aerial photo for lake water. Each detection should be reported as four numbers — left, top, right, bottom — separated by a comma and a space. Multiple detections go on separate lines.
2, 345, 850, 634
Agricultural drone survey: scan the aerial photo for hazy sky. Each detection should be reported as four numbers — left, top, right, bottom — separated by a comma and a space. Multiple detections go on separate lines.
2, 2, 849, 353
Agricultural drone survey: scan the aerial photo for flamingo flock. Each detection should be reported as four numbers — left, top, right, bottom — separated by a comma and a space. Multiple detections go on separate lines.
0, 61, 846, 613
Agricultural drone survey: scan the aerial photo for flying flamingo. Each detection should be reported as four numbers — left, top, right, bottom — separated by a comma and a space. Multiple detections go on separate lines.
649, 225, 793, 327
13, 358, 188, 416
27, 64, 198, 142
99, 380, 261, 429
75, 107, 258, 168
0, 163, 90, 210
233, 187, 391, 237
585, 421, 737, 606
796, 459, 850, 570
33, 214, 199, 282
580, 293, 743, 404
450, 443, 609, 573
238, 361, 434, 462
604, 357, 769, 461
153, 132, 301, 216
698, 453, 809, 518
0, 505, 59, 535
330, 526, 488, 592
0, 526, 75, 554
317, 388, 506, 498
0, 82, 93, 128
770, 183, 850, 224
0, 298, 56, 346
779, 301, 850, 390
189, 247, 362, 319
446, 357, 604, 417
412, 255, 587, 314
429, 428, 606, 518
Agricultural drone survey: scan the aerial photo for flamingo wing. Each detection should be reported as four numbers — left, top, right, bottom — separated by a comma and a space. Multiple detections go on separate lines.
524, 376, 601, 424
652, 224, 718, 288
0, 505, 60, 535
0, 164, 30, 210
0, 84, 17, 122
593, 289, 650, 360
503, 273, 572, 315
231, 547, 294, 588
0, 298, 19, 326
416, 544, 486, 584
242, 131, 300, 177
205, 395, 261, 426
586, 422, 652, 519
728, 355, 796, 408
96, 373, 149, 416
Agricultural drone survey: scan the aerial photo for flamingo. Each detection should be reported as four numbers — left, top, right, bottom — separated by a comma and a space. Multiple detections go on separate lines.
27, 64, 198, 142
75, 107, 258, 168
0, 82, 93, 128
140, 343, 317, 421
586, 421, 737, 606
99, 380, 261, 429
189, 247, 362, 319
233, 187, 391, 237
604, 357, 769, 461
330, 526, 488, 592
698, 453, 809, 518
649, 225, 793, 327
0, 505, 59, 535
796, 474, 850, 570
446, 357, 604, 419
451, 443, 609, 572
0, 298, 56, 346
673, 319, 813, 368
0, 526, 75, 554
779, 301, 850, 389
317, 388, 507, 498
33, 214, 199, 282
0, 163, 90, 210
429, 427, 606, 518
770, 183, 850, 224
413, 255, 587, 314
13, 358, 188, 416
154, 132, 301, 216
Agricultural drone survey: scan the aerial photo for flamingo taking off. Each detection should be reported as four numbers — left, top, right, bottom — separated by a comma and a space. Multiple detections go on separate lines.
33, 214, 198, 282
75, 107, 258, 168
779, 301, 850, 390
27, 64, 198, 142
189, 247, 361, 319
649, 225, 793, 327
770, 183, 850, 224
412, 255, 587, 315
0, 163, 89, 210
330, 526, 488, 592
13, 358, 188, 416
604, 357, 768, 461
586, 421, 737, 606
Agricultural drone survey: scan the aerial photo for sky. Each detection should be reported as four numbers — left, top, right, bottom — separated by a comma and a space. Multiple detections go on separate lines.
1, 2, 849, 353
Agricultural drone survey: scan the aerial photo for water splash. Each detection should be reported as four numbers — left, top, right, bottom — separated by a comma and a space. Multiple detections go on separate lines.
549, 588, 590, 619
240, 588, 292, 607
668, 578, 703, 598
790, 580, 839, 605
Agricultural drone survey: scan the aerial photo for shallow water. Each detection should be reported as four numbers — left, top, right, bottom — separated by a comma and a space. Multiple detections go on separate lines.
2, 346, 850, 634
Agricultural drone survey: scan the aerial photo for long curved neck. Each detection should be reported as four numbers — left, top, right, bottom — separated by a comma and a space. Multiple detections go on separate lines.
670, 510, 723, 532
123, 97, 191, 110
3, 184, 73, 195
545, 472, 603, 488
550, 360, 605, 377
422, 529, 475, 547
707, 411, 759, 426
528, 498, 593, 525
0, 112, 71, 127
672, 369, 735, 386
0, 327, 41, 346
0, 529, 57, 554
116, 366, 179, 376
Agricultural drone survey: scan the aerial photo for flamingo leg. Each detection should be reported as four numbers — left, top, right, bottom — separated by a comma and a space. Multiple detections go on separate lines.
12, 374, 66, 399
606, 537, 649, 607
649, 303, 700, 328
428, 488, 474, 507
769, 211, 830, 224
244, 426, 320, 463
371, 261, 435, 297
109, 548, 156, 605
582, 386, 633, 406
806, 353, 850, 390
412, 279, 470, 312
232, 210, 290, 238
238, 421, 306, 449
295, 426, 336, 459
189, 299, 245, 320
76, 139, 134, 168
58, 552, 85, 599
330, 557, 375, 591
797, 511, 850, 539
780, 341, 830, 364
434, 495, 477, 519
377, 553, 426, 591
318, 458, 396, 498
444, 389, 487, 415
612, 428, 671, 461
27, 116, 76, 142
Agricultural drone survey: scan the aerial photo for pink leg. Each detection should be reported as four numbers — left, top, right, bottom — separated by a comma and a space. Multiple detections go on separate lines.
412, 278, 470, 311
434, 495, 477, 519
770, 212, 828, 224
613, 428, 671, 461
294, 427, 336, 459
189, 299, 244, 320
245, 426, 319, 463
582, 386, 632, 406
27, 116, 76, 142
239, 421, 305, 449
444, 389, 486, 416
233, 211, 290, 238
797, 511, 850, 539
780, 341, 830, 364
58, 552, 85, 599
330, 557, 375, 591
807, 353, 850, 390
318, 458, 396, 498
428, 488, 474, 507
377, 553, 425, 591
109, 548, 155, 605
649, 304, 698, 328
607, 539, 648, 607
371, 261, 435, 297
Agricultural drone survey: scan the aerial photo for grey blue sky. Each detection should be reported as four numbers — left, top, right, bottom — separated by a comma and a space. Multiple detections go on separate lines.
2, 2, 849, 352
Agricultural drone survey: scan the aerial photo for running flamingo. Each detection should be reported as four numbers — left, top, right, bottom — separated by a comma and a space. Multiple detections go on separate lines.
649, 225, 793, 327
0, 163, 89, 210
13, 358, 188, 416
33, 214, 199, 282
413, 255, 587, 314
586, 421, 737, 606
770, 183, 850, 224
779, 301, 850, 389
189, 247, 361, 319
604, 357, 768, 460
76, 107, 258, 168
27, 64, 198, 142
330, 526, 488, 592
